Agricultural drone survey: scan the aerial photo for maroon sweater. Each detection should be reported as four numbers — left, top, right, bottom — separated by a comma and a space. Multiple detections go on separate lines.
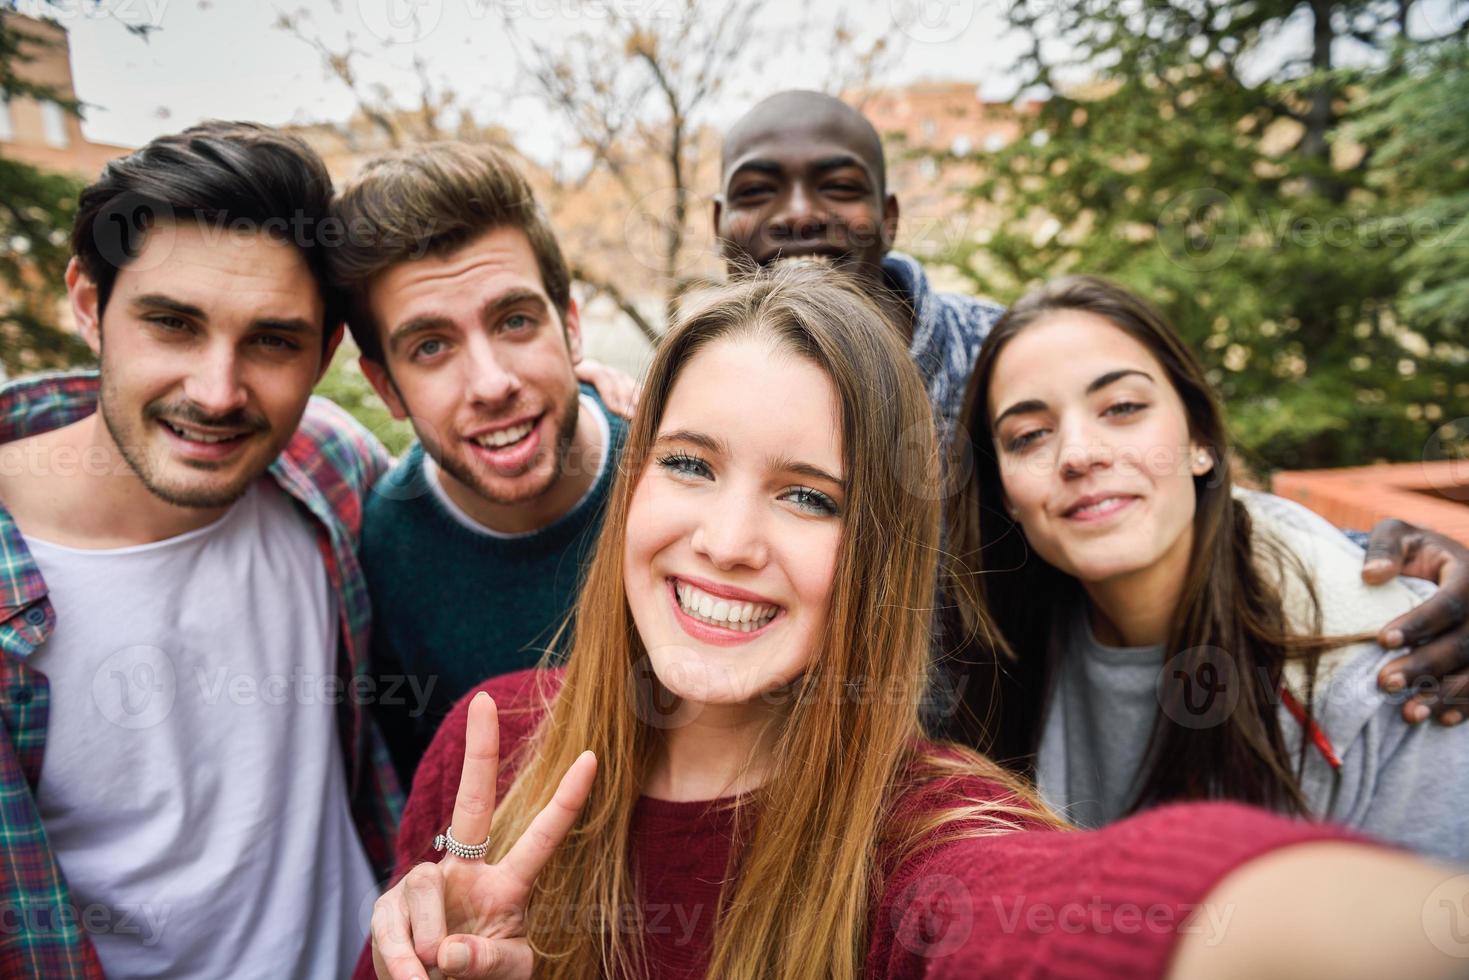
355, 669, 1359, 979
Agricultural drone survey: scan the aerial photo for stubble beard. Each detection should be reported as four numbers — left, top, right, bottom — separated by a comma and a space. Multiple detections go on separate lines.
98, 375, 266, 510
435, 386, 583, 509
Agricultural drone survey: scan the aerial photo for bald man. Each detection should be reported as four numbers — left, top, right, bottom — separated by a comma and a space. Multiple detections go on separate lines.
713, 89, 1469, 736
713, 89, 1001, 453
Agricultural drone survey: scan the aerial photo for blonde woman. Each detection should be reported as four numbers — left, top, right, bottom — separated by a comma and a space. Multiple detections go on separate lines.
362, 267, 1467, 980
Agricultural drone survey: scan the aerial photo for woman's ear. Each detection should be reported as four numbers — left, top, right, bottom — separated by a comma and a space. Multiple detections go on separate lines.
1190, 444, 1215, 476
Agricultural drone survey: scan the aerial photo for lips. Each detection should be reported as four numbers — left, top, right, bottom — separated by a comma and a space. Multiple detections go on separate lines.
156, 418, 257, 461
667, 576, 784, 646
1061, 493, 1140, 522
464, 414, 544, 474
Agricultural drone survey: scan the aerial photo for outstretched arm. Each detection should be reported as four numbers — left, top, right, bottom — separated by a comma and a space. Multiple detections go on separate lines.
1171, 843, 1468, 980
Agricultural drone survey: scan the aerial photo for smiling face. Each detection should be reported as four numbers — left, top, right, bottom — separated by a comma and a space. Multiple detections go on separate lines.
987, 311, 1213, 586
361, 225, 584, 514
715, 114, 897, 282
622, 334, 845, 709
76, 220, 329, 509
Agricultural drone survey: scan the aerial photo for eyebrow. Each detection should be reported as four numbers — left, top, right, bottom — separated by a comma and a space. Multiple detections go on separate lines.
726, 153, 872, 186
655, 430, 845, 489
770, 455, 846, 491
132, 293, 318, 335
993, 368, 1156, 427
387, 288, 550, 353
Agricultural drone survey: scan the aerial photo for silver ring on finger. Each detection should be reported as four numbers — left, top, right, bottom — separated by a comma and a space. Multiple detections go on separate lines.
433, 825, 490, 861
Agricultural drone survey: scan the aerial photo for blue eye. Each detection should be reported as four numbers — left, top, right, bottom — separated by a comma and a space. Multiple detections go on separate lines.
413, 338, 446, 360
657, 453, 711, 479
783, 485, 840, 517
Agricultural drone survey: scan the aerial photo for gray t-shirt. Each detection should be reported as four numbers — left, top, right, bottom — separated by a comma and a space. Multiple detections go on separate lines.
1036, 491, 1469, 864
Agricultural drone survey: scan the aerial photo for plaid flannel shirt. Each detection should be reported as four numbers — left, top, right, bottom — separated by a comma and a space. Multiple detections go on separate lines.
0, 372, 403, 979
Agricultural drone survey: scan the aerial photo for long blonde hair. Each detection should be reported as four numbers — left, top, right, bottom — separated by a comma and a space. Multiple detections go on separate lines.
487, 265, 1061, 979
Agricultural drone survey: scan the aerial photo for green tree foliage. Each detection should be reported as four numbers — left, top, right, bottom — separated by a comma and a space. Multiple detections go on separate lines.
0, 12, 91, 375
313, 341, 415, 457
948, 0, 1468, 471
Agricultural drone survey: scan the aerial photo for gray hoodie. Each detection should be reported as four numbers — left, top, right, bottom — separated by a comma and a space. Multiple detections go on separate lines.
1036, 490, 1467, 864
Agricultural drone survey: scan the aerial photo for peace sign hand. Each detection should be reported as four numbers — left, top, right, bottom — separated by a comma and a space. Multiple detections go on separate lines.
371, 692, 597, 980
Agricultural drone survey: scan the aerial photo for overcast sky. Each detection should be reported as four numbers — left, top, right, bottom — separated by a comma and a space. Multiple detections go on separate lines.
45, 0, 1032, 163
30, 0, 1465, 164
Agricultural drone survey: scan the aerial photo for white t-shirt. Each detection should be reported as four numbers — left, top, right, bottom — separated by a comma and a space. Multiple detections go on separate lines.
26, 481, 377, 979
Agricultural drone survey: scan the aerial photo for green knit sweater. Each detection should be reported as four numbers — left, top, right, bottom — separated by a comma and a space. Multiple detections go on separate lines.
361, 389, 627, 786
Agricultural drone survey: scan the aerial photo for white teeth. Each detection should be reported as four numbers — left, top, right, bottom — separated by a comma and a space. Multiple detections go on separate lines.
674, 580, 778, 630
775, 253, 836, 268
164, 421, 242, 444
1073, 497, 1123, 516
475, 421, 534, 449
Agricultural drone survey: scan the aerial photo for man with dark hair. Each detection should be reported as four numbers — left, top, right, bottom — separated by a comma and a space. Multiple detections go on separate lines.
0, 121, 399, 977
714, 89, 1469, 731
330, 142, 628, 786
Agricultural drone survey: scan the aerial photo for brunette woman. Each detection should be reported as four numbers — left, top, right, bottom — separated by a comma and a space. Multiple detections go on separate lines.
364, 267, 1467, 980
947, 274, 1467, 860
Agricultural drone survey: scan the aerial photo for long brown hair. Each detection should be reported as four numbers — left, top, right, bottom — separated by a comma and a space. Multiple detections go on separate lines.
487, 264, 1062, 979
948, 275, 1351, 816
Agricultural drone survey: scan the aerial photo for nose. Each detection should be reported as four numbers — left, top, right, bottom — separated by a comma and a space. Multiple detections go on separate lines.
181, 344, 248, 418
1056, 414, 1114, 480
689, 482, 770, 572
463, 334, 519, 408
769, 183, 826, 241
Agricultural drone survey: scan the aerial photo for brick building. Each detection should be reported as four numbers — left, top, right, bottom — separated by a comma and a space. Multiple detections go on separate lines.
0, 12, 132, 179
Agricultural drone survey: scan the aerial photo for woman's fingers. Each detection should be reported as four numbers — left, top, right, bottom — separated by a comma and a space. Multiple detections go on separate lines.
402, 863, 449, 966
437, 934, 535, 979
500, 750, 598, 888
448, 692, 501, 858
371, 883, 432, 980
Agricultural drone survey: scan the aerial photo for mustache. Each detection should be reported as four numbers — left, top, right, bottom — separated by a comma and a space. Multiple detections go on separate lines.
145, 401, 270, 433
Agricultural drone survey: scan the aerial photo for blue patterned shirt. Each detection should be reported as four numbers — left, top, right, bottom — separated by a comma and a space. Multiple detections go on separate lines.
883, 251, 1006, 456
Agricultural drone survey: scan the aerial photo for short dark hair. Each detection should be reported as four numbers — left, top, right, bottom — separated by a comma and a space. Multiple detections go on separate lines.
326, 142, 572, 364
71, 120, 343, 346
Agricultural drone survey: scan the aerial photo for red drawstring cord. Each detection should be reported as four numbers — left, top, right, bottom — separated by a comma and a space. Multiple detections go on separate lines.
1279, 687, 1342, 771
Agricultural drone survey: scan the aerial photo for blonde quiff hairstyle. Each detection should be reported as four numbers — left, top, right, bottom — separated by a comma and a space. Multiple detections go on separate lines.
488, 265, 1061, 979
